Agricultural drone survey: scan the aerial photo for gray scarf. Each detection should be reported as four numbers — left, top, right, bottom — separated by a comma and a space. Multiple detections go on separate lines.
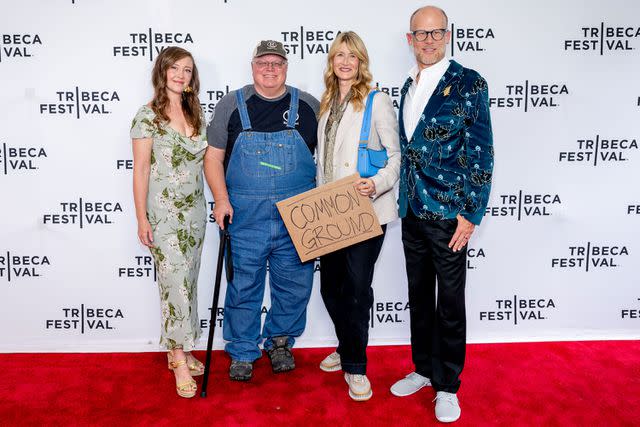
323, 91, 352, 183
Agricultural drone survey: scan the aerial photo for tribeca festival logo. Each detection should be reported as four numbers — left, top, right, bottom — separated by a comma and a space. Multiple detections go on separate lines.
449, 24, 495, 56
559, 135, 637, 165
0, 141, 47, 175
280, 27, 340, 59
116, 158, 133, 171
489, 81, 569, 111
113, 29, 194, 61
370, 300, 409, 328
199, 305, 271, 329
621, 298, 640, 319
485, 191, 562, 220
200, 85, 230, 115
628, 204, 640, 215
43, 197, 123, 228
201, 306, 225, 329
552, 243, 630, 271
479, 295, 556, 324
207, 200, 216, 223
46, 304, 124, 333
0, 251, 50, 283
564, 24, 639, 54
374, 82, 402, 110
466, 247, 486, 270
0, 34, 42, 62
118, 255, 157, 281
39, 87, 120, 119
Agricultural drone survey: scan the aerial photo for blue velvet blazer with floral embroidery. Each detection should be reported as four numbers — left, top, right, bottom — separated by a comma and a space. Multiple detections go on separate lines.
398, 60, 494, 225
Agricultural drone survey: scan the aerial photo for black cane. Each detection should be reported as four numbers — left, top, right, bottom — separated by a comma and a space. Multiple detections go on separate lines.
201, 215, 232, 398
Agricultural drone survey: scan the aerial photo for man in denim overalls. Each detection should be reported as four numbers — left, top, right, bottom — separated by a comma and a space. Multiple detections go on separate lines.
204, 40, 319, 381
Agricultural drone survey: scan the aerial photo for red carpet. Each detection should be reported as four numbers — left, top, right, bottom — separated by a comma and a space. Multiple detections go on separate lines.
1, 341, 639, 426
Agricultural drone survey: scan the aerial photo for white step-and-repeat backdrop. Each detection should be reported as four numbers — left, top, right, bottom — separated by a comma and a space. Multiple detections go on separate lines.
1, 0, 639, 352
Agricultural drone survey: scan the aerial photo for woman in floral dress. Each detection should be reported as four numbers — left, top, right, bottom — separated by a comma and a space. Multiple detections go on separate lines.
131, 47, 208, 398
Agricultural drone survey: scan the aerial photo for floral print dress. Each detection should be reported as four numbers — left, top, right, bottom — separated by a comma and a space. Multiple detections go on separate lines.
130, 106, 207, 351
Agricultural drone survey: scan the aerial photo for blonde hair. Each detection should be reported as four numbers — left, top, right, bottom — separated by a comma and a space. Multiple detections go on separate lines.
319, 31, 373, 117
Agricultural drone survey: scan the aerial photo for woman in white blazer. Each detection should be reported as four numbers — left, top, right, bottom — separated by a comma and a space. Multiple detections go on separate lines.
316, 31, 400, 401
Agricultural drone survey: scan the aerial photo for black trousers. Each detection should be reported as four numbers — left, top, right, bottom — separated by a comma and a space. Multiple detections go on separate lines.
402, 210, 467, 393
320, 225, 386, 375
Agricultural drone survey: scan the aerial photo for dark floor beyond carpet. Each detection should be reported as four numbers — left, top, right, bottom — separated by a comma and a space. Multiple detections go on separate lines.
1, 341, 639, 426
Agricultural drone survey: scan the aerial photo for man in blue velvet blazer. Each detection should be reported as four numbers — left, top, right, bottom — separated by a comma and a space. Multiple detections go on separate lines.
390, 5, 493, 424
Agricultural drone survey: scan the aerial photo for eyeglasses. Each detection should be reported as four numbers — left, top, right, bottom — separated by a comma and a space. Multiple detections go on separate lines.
253, 60, 287, 70
410, 29, 448, 42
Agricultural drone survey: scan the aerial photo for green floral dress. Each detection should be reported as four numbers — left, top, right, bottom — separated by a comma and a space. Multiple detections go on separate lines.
130, 106, 208, 351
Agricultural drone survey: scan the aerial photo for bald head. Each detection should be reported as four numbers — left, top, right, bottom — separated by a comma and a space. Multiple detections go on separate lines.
406, 5, 451, 70
410, 5, 448, 30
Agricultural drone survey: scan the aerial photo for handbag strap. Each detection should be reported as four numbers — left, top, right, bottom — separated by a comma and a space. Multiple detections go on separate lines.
358, 90, 379, 148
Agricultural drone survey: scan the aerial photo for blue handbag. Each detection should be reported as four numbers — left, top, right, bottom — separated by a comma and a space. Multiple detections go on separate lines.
357, 90, 388, 178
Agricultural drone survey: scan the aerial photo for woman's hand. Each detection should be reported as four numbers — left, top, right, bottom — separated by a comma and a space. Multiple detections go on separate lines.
355, 178, 376, 197
213, 198, 234, 230
138, 219, 154, 247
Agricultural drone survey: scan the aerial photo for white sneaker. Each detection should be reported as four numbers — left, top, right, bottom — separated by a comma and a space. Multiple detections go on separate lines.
344, 373, 372, 401
434, 391, 461, 423
390, 372, 432, 397
319, 351, 341, 372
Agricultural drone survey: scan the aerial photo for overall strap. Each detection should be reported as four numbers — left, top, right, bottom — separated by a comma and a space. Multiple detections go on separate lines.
358, 90, 379, 148
235, 89, 252, 131
286, 87, 299, 129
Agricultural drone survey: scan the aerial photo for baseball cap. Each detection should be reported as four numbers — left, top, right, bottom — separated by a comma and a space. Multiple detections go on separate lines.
253, 40, 288, 60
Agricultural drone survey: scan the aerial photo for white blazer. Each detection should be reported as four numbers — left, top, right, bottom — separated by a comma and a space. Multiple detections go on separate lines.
316, 91, 401, 225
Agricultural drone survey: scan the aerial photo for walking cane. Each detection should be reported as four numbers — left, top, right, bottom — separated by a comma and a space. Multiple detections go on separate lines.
201, 215, 233, 398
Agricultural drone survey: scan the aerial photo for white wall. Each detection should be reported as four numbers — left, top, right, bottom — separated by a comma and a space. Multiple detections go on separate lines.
1, 0, 639, 352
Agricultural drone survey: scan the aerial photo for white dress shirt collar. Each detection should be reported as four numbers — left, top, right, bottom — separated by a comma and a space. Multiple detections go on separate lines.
403, 57, 450, 139
407, 56, 450, 84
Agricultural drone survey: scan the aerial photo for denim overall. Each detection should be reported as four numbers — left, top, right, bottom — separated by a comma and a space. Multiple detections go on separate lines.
223, 87, 316, 362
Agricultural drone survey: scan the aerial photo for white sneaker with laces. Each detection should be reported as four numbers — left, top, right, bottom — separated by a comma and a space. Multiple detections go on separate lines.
434, 391, 461, 423
344, 373, 372, 401
319, 351, 341, 372
390, 372, 432, 397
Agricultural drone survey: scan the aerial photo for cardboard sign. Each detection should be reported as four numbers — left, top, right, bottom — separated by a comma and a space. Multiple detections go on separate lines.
276, 174, 383, 262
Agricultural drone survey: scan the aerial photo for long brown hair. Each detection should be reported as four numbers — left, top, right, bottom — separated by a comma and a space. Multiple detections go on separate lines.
150, 46, 203, 137
319, 31, 373, 117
